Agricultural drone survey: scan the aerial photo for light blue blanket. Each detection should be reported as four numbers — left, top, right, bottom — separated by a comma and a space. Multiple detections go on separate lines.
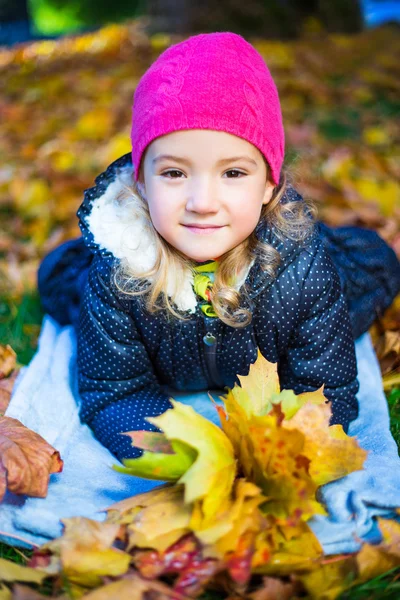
1, 316, 399, 553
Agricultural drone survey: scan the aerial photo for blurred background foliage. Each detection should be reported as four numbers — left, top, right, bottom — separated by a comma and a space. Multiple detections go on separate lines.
1, 0, 400, 43
27, 0, 364, 37
0, 0, 399, 386
0, 15, 399, 368
28, 0, 145, 36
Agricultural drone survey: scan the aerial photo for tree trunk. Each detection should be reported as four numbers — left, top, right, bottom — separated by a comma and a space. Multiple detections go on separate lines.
318, 0, 363, 34
0, 0, 29, 21
146, 0, 191, 34
145, 0, 363, 38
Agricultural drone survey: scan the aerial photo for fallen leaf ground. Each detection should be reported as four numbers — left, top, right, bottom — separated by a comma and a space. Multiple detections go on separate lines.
0, 17, 400, 598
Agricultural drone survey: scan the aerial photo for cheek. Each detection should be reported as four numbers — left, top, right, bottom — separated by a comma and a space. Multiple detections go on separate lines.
147, 189, 179, 231
231, 201, 263, 227
148, 201, 167, 230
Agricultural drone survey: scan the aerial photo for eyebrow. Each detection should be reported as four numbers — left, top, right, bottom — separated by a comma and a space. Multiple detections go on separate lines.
152, 154, 258, 167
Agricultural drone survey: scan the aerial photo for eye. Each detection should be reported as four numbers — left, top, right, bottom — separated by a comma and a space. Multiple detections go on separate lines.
224, 169, 246, 178
161, 169, 184, 179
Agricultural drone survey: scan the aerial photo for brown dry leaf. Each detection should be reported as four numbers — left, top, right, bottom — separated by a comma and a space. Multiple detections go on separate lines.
379, 330, 400, 358
374, 518, 400, 559
0, 369, 19, 415
355, 543, 398, 585
40, 518, 131, 588
351, 520, 400, 590
11, 584, 69, 599
0, 346, 16, 380
46, 517, 123, 553
382, 295, 400, 330
0, 416, 63, 501
248, 575, 300, 600
82, 571, 188, 600
373, 329, 400, 378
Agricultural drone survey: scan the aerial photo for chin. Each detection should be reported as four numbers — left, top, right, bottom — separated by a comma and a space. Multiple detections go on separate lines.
190, 255, 214, 262
177, 247, 216, 262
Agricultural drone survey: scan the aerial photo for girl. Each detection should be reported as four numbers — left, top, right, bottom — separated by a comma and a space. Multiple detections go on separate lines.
38, 32, 400, 462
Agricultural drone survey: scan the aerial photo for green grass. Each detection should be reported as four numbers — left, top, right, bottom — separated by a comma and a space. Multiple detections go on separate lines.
0, 543, 32, 563
0, 291, 43, 366
388, 387, 400, 446
339, 567, 400, 600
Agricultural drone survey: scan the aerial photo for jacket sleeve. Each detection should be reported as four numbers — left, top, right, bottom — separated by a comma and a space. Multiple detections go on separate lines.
77, 255, 173, 462
278, 244, 360, 433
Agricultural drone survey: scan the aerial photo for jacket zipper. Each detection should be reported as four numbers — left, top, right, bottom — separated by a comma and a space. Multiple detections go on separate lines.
203, 330, 224, 388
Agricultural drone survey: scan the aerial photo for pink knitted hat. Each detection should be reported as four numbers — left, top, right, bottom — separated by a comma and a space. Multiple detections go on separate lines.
131, 32, 285, 185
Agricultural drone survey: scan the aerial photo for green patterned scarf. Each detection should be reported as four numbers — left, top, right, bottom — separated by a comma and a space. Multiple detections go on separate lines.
193, 260, 218, 317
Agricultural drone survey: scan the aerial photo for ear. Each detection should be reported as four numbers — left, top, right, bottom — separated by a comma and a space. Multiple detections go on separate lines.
262, 180, 276, 205
137, 181, 146, 196
133, 161, 146, 196
134, 174, 146, 197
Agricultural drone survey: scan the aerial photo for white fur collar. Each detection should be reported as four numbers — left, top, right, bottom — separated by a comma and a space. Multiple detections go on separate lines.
85, 163, 253, 314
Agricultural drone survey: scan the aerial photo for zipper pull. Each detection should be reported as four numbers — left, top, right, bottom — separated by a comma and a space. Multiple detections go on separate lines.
203, 332, 216, 346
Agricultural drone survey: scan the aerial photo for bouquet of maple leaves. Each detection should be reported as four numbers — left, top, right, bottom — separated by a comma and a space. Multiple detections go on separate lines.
1, 351, 400, 600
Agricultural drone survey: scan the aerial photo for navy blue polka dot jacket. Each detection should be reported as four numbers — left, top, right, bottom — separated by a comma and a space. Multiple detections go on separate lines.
38, 154, 400, 463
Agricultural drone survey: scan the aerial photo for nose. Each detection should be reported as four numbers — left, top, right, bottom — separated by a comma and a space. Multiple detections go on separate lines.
185, 176, 219, 214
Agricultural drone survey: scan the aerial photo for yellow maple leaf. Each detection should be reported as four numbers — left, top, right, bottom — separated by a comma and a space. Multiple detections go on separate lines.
102, 352, 370, 592
283, 400, 367, 486
148, 400, 236, 520
41, 518, 130, 588
127, 491, 192, 553
233, 349, 280, 418
217, 361, 330, 521
195, 479, 267, 553
298, 554, 358, 600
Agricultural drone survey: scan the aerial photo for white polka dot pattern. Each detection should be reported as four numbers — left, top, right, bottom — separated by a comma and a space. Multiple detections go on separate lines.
75, 154, 360, 462
77, 245, 359, 462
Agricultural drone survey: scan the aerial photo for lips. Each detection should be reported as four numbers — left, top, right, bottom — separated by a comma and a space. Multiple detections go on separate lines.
183, 224, 223, 228
182, 224, 225, 235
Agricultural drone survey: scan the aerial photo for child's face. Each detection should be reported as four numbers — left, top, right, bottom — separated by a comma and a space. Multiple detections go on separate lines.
139, 129, 275, 262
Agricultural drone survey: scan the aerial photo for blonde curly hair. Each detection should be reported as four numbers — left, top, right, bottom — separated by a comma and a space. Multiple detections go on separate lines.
113, 156, 317, 328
